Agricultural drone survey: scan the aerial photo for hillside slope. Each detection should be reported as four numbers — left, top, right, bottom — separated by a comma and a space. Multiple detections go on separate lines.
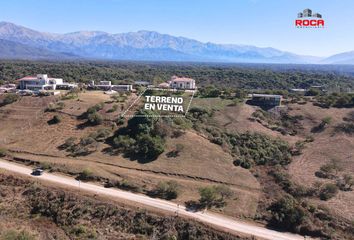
0, 39, 76, 59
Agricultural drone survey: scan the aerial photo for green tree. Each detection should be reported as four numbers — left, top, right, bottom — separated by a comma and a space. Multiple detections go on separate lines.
269, 195, 307, 231
152, 181, 180, 200
215, 185, 234, 201
134, 134, 164, 160
113, 135, 136, 150
199, 186, 218, 209
198, 185, 234, 209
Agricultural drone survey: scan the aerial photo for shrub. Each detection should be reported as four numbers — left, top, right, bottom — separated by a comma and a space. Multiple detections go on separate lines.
111, 110, 166, 161
107, 104, 119, 113
116, 117, 125, 125
322, 117, 332, 125
61, 90, 79, 100
87, 112, 103, 125
150, 181, 180, 200
343, 111, 354, 122
228, 132, 292, 167
214, 185, 234, 201
113, 135, 136, 150
1, 229, 36, 240
319, 183, 339, 200
46, 102, 65, 112
0, 147, 8, 157
78, 168, 93, 181
188, 107, 212, 122
89, 128, 112, 141
1, 94, 19, 106
70, 224, 96, 238
65, 137, 98, 156
316, 159, 342, 179
312, 117, 332, 133
80, 137, 96, 146
314, 93, 354, 108
211, 137, 223, 145
71, 225, 87, 235
336, 174, 354, 191
335, 122, 354, 135
233, 159, 251, 169
88, 103, 104, 113
306, 88, 321, 96
134, 134, 165, 160
39, 162, 52, 170
166, 144, 184, 158
198, 185, 233, 209
119, 179, 141, 192
62, 137, 77, 149
198, 86, 222, 98
199, 186, 219, 209
268, 195, 307, 231
48, 115, 62, 124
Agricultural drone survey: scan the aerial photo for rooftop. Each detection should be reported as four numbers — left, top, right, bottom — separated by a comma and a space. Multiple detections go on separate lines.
17, 75, 60, 81
251, 94, 282, 98
171, 76, 195, 82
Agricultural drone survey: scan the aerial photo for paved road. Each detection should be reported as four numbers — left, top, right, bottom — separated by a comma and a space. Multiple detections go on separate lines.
0, 160, 309, 240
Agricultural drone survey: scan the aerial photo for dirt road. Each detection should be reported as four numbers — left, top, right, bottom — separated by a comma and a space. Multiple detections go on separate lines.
0, 159, 309, 240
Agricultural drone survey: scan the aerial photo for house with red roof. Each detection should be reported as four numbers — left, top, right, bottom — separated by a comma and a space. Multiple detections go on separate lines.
169, 76, 196, 89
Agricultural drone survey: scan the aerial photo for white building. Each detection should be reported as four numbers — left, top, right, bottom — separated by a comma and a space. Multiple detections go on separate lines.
169, 76, 196, 89
17, 74, 63, 90
89, 80, 132, 92
112, 85, 133, 92
0, 83, 16, 93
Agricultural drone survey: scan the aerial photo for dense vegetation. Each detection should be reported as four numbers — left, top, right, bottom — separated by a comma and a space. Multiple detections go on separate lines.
0, 173, 246, 240
315, 93, 354, 108
184, 106, 293, 169
251, 109, 303, 135
1, 60, 354, 90
112, 110, 167, 161
148, 180, 180, 200
229, 132, 292, 168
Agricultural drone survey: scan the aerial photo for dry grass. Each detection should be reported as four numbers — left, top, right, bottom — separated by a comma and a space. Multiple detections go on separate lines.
1, 93, 353, 223
287, 102, 354, 221
213, 103, 301, 144
0, 92, 261, 219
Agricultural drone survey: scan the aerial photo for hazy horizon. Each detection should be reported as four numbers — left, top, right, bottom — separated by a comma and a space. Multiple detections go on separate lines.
1, 0, 354, 57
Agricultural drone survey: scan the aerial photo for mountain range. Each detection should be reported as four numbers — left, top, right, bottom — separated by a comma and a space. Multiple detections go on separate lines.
0, 21, 353, 64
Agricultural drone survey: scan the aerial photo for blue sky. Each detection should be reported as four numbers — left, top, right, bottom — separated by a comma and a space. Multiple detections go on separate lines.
1, 0, 354, 57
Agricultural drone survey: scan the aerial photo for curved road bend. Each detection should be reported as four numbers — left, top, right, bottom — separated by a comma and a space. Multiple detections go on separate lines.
0, 160, 310, 240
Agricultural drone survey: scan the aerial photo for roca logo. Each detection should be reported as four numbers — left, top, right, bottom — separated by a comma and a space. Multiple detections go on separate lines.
295, 9, 325, 28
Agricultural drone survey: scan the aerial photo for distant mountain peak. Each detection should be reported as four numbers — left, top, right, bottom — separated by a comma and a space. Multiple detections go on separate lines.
0, 21, 326, 63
